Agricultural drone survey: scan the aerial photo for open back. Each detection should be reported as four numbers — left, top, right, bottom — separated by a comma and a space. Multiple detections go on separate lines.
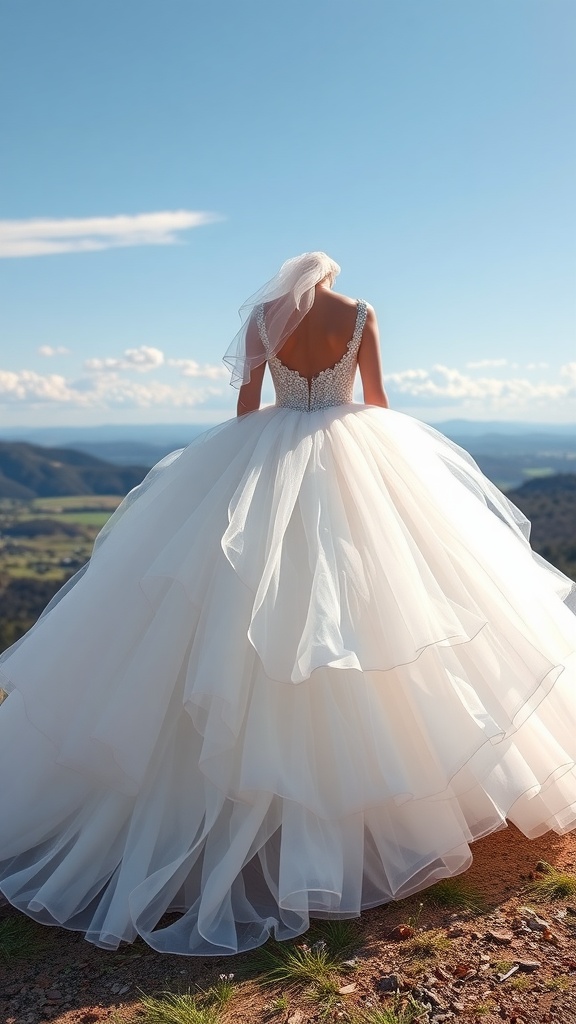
257, 299, 368, 411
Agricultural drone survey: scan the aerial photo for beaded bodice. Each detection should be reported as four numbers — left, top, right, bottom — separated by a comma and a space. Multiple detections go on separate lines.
256, 299, 368, 412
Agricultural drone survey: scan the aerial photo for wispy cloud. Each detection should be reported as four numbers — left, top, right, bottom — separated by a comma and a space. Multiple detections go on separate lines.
85, 346, 165, 373
167, 357, 228, 380
38, 345, 71, 357
466, 358, 509, 369
0, 210, 220, 259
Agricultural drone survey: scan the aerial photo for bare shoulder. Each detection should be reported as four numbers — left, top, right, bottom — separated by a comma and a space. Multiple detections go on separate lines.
328, 289, 362, 310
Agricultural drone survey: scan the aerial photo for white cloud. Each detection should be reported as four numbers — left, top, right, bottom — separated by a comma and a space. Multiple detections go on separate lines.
38, 345, 71, 357
387, 363, 576, 408
526, 362, 549, 370
0, 210, 220, 259
0, 368, 224, 409
0, 370, 77, 403
466, 358, 508, 369
168, 357, 228, 380
83, 348, 228, 380
85, 345, 165, 374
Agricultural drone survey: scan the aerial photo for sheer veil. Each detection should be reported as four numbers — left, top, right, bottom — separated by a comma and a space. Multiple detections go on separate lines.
223, 251, 341, 387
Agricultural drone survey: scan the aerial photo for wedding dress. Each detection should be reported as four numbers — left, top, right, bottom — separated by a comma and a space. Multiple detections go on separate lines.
1, 282, 576, 956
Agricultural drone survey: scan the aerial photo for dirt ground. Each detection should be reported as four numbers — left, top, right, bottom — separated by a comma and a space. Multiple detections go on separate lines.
1, 823, 576, 1024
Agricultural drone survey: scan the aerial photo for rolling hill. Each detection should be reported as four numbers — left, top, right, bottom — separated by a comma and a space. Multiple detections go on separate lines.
0, 442, 146, 499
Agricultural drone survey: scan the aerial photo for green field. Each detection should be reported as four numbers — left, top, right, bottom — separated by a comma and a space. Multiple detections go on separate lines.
0, 496, 122, 581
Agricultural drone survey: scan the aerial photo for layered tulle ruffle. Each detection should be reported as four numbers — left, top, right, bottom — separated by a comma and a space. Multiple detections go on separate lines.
1, 405, 576, 954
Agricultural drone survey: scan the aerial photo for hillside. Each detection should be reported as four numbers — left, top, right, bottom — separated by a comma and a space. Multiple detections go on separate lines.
0, 441, 146, 499
507, 474, 576, 582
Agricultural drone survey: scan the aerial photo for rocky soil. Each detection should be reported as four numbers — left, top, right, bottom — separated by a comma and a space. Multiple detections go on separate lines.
1, 823, 576, 1024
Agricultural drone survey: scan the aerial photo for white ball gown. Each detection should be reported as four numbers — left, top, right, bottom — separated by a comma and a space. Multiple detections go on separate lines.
1, 298, 576, 957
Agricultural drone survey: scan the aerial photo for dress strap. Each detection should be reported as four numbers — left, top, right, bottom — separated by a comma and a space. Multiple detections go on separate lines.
255, 304, 270, 352
350, 300, 368, 353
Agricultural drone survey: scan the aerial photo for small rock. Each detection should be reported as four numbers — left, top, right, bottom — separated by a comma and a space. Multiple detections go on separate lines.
447, 926, 465, 937
450, 1001, 466, 1012
434, 965, 452, 982
342, 957, 358, 968
389, 923, 415, 940
311, 939, 327, 954
377, 973, 402, 992
287, 1012, 304, 1024
44, 991, 62, 1003
117, 985, 130, 995
412, 986, 447, 1010
338, 983, 357, 994
452, 962, 472, 978
516, 959, 541, 972
530, 918, 552, 932
486, 928, 514, 944
520, 908, 551, 931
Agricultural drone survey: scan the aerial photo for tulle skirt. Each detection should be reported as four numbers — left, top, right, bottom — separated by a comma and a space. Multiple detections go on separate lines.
1, 404, 576, 955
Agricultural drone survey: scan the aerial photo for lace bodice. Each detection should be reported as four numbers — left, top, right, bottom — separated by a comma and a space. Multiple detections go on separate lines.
256, 299, 368, 412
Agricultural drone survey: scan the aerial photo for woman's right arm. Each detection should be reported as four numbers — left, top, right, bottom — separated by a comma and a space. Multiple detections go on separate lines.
358, 304, 389, 408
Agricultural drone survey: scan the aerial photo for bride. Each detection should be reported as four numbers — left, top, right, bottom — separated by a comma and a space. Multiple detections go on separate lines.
1, 251, 576, 956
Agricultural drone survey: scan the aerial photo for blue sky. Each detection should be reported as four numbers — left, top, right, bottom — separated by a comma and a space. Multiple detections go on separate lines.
1, 0, 575, 427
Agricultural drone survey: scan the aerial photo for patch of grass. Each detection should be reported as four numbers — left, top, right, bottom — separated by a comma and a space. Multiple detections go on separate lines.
472, 1000, 497, 1017
304, 980, 342, 1017
58, 511, 112, 526
354, 992, 431, 1022
138, 990, 220, 1024
0, 916, 50, 960
33, 496, 121, 512
247, 931, 359, 1013
268, 994, 289, 1013
510, 975, 532, 992
525, 861, 576, 901
491, 959, 515, 975
202, 973, 235, 1009
543, 974, 571, 992
426, 878, 485, 913
248, 921, 360, 993
308, 918, 362, 957
248, 938, 344, 987
522, 468, 556, 480
402, 929, 451, 960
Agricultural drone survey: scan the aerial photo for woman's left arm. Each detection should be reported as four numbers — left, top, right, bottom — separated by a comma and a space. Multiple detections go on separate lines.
236, 316, 266, 416
237, 359, 266, 416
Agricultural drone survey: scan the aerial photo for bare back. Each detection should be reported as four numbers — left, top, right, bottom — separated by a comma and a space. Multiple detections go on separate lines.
273, 287, 361, 378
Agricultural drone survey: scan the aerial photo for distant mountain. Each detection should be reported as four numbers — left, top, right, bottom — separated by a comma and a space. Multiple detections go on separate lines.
507, 473, 576, 584
0, 423, 207, 447
0, 442, 146, 500
432, 419, 576, 438
0, 420, 575, 486
0, 425, 208, 468
429, 426, 576, 490
60, 441, 184, 467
